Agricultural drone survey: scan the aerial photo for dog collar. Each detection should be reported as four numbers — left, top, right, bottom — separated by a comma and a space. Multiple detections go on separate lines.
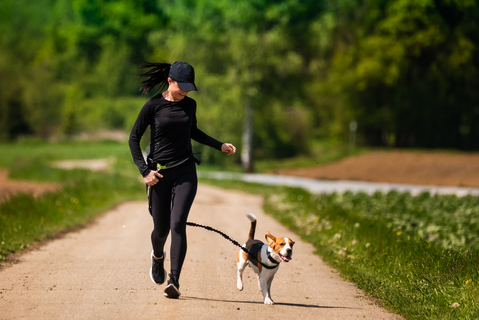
267, 253, 280, 266
247, 251, 279, 270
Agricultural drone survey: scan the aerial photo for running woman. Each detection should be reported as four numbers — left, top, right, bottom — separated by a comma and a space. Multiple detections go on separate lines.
128, 61, 236, 298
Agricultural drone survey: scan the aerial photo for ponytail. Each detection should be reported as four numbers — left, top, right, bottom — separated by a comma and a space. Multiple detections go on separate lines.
136, 62, 171, 94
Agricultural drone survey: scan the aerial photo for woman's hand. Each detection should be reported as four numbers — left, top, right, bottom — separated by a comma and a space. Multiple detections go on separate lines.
221, 143, 236, 155
144, 170, 163, 186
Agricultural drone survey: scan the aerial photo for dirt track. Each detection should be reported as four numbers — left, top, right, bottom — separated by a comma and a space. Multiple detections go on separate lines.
0, 184, 403, 319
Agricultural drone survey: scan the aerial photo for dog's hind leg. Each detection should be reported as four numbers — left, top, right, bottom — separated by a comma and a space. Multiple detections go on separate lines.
237, 251, 248, 291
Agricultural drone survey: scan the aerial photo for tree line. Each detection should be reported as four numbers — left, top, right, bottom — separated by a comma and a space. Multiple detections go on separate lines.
1, 0, 478, 165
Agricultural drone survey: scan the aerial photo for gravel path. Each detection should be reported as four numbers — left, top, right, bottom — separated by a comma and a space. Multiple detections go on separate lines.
0, 184, 402, 320
198, 171, 479, 196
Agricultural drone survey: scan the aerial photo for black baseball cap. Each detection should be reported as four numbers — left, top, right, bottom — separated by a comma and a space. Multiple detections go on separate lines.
169, 61, 198, 91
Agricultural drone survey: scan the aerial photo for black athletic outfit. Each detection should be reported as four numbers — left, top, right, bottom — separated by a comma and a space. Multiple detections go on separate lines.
129, 93, 223, 280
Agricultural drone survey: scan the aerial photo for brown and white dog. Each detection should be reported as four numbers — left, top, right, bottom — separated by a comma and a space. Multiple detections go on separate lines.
236, 213, 294, 305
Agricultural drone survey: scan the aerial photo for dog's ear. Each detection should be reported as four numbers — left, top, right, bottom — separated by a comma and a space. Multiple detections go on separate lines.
265, 232, 276, 247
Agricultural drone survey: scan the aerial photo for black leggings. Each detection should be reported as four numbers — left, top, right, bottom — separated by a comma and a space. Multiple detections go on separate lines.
149, 158, 197, 279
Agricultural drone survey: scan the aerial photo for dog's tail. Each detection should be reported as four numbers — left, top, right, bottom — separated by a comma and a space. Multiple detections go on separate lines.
246, 213, 257, 240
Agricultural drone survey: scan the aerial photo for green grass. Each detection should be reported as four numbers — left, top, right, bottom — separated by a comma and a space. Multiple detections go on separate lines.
199, 178, 479, 320
0, 140, 131, 168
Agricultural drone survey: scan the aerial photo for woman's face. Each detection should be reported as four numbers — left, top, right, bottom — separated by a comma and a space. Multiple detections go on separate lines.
167, 78, 190, 101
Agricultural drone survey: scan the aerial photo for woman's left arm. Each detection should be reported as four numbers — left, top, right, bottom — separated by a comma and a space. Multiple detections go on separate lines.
190, 100, 236, 155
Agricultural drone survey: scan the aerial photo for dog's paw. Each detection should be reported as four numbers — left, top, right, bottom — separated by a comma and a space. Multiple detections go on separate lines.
237, 281, 243, 291
264, 298, 275, 305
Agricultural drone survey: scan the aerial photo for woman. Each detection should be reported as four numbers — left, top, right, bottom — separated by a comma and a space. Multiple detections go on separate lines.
128, 61, 236, 299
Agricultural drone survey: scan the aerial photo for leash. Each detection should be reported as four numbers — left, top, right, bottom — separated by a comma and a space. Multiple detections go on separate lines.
185, 221, 245, 249
148, 188, 247, 253
146, 178, 279, 269
185, 222, 279, 269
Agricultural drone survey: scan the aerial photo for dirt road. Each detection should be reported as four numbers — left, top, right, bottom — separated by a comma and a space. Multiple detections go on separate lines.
0, 184, 402, 320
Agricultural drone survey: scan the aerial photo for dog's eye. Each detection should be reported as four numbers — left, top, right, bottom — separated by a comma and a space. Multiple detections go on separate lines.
280, 242, 285, 246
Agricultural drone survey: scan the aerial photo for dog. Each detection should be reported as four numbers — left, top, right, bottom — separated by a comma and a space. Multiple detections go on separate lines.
236, 213, 294, 305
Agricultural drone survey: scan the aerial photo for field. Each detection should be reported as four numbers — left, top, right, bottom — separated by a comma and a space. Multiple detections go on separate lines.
1, 142, 479, 319
271, 150, 479, 188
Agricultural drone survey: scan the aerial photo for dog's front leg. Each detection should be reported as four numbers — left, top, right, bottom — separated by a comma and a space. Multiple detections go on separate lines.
266, 275, 275, 303
260, 277, 274, 305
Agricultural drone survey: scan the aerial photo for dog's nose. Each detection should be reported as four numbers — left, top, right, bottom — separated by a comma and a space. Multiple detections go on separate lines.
286, 249, 292, 254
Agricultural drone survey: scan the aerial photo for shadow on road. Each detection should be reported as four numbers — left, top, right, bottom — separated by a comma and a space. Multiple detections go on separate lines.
182, 296, 358, 309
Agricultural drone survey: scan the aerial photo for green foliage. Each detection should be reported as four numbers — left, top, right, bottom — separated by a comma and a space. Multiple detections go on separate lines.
0, 0, 162, 139
154, 0, 323, 160
0, 0, 59, 139
1, 0, 479, 159
312, 0, 479, 148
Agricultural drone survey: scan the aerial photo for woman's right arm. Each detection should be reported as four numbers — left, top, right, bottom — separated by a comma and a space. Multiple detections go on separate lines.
128, 102, 153, 178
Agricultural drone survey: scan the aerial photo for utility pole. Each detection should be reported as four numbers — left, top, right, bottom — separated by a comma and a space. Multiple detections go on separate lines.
241, 99, 254, 173
349, 121, 357, 150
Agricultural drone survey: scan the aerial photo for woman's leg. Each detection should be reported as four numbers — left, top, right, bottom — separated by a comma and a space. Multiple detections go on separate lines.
168, 163, 198, 280
150, 181, 173, 258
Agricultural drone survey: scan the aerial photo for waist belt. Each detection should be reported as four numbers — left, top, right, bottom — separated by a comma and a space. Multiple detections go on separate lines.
147, 157, 190, 171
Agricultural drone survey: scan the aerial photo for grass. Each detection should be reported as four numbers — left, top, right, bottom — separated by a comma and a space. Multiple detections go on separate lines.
0, 139, 131, 168
199, 177, 479, 320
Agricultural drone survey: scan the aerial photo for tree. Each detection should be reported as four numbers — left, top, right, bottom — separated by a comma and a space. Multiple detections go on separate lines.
154, 0, 324, 170
311, 0, 479, 149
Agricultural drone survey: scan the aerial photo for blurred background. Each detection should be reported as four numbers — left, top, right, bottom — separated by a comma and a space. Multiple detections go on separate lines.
1, 0, 478, 172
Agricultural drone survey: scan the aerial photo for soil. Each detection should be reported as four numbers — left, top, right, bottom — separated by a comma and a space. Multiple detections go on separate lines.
0, 170, 59, 203
272, 150, 479, 188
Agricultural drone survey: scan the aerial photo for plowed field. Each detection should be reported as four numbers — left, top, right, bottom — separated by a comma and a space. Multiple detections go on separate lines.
272, 150, 479, 188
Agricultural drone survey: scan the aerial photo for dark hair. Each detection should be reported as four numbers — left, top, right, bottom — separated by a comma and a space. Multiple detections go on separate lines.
136, 62, 171, 94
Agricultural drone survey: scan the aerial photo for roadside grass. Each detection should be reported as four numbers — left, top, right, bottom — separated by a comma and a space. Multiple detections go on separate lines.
199, 177, 479, 320
0, 141, 145, 262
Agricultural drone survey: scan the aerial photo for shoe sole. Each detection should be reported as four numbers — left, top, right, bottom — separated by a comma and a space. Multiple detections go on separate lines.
164, 284, 181, 299
149, 250, 167, 285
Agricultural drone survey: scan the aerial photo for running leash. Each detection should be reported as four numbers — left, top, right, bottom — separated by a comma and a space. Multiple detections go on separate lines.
147, 190, 246, 252
186, 222, 245, 251
147, 186, 274, 268
186, 222, 279, 269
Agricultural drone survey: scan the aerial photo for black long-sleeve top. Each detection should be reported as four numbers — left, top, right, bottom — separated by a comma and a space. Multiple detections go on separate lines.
129, 94, 223, 177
